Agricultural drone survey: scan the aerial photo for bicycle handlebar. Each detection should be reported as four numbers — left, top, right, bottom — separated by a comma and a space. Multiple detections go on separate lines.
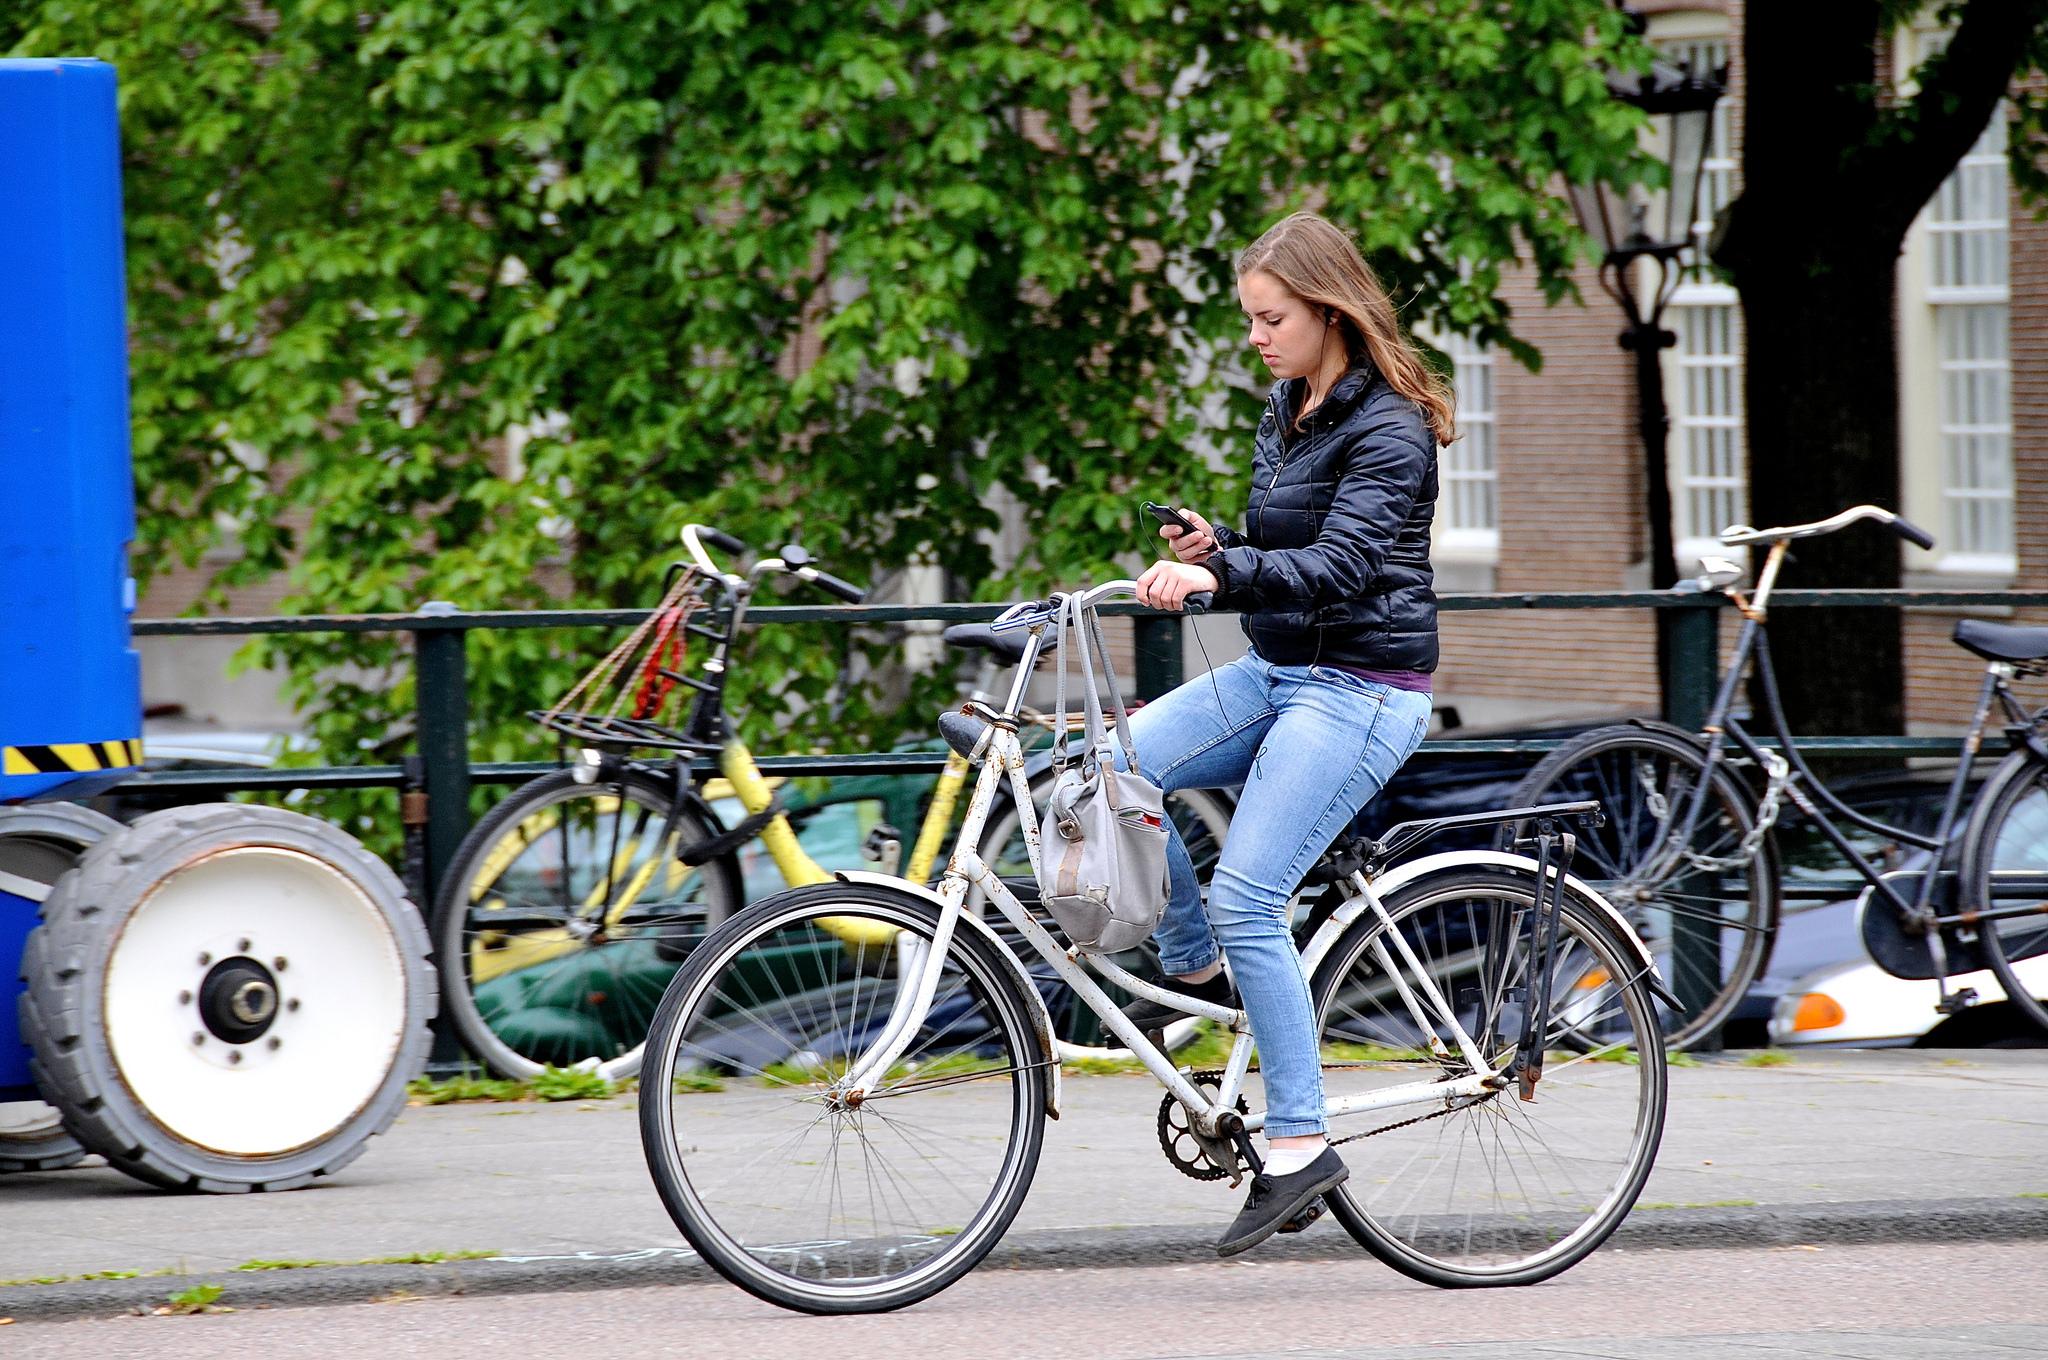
683, 523, 870, 603
1718, 504, 1937, 551
1890, 515, 1937, 551
796, 565, 867, 604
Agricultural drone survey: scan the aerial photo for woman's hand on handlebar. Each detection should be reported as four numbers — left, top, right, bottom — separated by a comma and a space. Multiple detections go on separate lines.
1159, 508, 1218, 563
1136, 560, 1219, 612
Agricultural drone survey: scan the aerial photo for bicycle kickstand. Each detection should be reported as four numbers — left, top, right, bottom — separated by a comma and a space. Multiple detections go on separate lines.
1513, 825, 1576, 1102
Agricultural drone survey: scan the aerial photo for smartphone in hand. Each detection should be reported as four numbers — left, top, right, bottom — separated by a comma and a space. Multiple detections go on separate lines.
1143, 501, 1198, 535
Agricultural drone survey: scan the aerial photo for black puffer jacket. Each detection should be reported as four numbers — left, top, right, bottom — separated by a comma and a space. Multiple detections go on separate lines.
1206, 363, 1439, 671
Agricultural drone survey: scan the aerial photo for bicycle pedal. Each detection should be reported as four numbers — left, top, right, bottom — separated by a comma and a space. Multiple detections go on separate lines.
1277, 1200, 1326, 1234
1935, 987, 1979, 1015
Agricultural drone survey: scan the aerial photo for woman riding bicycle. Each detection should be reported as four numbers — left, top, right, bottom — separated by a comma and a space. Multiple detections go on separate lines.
1125, 210, 1453, 1255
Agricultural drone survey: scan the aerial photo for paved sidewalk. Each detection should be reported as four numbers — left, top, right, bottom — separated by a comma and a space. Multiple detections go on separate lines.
2, 1048, 2045, 1319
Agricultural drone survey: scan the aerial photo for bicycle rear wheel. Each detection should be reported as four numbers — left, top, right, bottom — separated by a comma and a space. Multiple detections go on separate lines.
1961, 753, 2048, 1032
1310, 864, 1667, 1288
639, 881, 1047, 1314
1501, 725, 1778, 1050
432, 767, 741, 1080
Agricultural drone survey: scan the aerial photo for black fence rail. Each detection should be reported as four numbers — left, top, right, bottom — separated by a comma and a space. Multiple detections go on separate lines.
125, 588, 2048, 906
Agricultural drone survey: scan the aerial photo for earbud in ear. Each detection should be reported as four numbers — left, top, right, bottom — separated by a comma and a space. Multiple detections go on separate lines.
1325, 311, 1336, 326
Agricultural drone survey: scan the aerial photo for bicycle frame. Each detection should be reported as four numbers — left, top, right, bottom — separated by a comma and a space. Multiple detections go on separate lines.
831, 586, 1528, 1143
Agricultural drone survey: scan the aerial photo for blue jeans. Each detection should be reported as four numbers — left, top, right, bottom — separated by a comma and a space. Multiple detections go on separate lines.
1117, 651, 1432, 1137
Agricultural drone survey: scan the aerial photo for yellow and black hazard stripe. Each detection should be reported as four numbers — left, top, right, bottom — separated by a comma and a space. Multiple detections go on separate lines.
2, 738, 143, 777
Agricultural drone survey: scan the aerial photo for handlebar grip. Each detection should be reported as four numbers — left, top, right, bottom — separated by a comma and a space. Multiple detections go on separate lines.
804, 568, 868, 604
1183, 591, 1214, 615
1891, 515, 1936, 551
699, 526, 748, 555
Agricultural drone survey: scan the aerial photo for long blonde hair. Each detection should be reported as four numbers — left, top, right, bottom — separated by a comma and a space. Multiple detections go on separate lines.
1237, 212, 1458, 446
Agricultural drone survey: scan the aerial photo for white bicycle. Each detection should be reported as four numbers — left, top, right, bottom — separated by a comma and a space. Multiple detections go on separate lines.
638, 581, 1676, 1314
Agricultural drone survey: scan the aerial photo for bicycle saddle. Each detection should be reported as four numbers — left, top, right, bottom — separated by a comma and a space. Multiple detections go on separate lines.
1953, 618, 2048, 664
941, 622, 1061, 666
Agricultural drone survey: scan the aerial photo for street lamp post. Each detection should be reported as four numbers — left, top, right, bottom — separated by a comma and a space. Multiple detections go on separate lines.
1568, 49, 1725, 708
1571, 42, 1729, 1043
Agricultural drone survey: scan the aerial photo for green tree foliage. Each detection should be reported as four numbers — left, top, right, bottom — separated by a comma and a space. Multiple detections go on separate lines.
8, 1, 1650, 790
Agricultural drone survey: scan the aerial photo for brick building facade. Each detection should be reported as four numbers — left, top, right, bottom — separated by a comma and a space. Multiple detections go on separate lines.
1426, 0, 2046, 734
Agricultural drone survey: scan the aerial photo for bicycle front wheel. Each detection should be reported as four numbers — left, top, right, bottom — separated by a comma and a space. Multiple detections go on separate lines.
639, 881, 1047, 1314
1311, 864, 1668, 1288
1961, 752, 2048, 1032
432, 767, 742, 1080
1502, 725, 1778, 1050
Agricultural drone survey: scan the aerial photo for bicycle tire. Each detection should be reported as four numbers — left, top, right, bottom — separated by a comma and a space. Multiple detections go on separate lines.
1960, 750, 2048, 1032
1310, 863, 1668, 1287
1499, 724, 1779, 1050
432, 767, 742, 1081
973, 782, 1231, 1058
639, 881, 1047, 1314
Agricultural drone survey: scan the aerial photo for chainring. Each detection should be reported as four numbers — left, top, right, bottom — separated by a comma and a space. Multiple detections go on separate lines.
1157, 1068, 1248, 1182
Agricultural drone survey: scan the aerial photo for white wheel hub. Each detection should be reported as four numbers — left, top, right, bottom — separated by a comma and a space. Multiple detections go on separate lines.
102, 847, 406, 1156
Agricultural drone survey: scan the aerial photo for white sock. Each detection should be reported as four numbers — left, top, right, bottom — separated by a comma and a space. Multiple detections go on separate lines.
1263, 1142, 1325, 1177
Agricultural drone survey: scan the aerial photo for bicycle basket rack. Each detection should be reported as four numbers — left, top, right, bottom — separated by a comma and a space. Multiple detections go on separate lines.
532, 563, 717, 753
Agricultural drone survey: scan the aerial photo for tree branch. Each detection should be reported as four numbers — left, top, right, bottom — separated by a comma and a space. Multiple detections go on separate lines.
1854, 0, 2048, 235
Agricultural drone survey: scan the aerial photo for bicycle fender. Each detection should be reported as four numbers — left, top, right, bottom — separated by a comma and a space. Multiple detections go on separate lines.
1346, 850, 1678, 1009
1624, 717, 1710, 748
830, 869, 1062, 1120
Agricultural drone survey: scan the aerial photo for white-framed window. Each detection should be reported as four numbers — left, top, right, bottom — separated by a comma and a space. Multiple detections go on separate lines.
1671, 301, 1745, 564
1437, 333, 1497, 558
1929, 119, 2013, 567
1898, 28, 2014, 578
1650, 20, 1745, 575
1661, 36, 1734, 277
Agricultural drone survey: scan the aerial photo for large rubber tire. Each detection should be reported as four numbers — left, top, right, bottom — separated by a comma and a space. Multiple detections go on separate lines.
1, 803, 123, 1174
1499, 724, 1779, 1050
21, 804, 436, 1193
431, 767, 743, 1081
1960, 751, 2048, 1033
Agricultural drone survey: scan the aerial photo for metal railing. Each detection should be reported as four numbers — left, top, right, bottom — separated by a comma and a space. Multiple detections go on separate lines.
124, 588, 2048, 905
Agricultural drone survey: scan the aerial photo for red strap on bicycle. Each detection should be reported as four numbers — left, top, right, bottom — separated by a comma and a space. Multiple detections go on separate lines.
630, 608, 686, 720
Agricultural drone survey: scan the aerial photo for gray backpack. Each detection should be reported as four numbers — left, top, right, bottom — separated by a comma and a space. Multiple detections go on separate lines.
1036, 593, 1171, 953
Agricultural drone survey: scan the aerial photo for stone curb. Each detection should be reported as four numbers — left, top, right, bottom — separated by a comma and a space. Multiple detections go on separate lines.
5, 1197, 2046, 1322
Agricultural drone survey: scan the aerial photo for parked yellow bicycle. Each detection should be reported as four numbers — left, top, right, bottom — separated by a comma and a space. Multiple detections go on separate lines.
430, 527, 1225, 1080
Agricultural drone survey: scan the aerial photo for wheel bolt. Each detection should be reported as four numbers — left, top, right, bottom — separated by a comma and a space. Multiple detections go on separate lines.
197, 952, 211, 966
192, 1032, 205, 1046
228, 1050, 242, 1065
286, 998, 301, 1012
237, 938, 251, 953
274, 957, 288, 972
267, 1037, 282, 1051
178, 990, 192, 1005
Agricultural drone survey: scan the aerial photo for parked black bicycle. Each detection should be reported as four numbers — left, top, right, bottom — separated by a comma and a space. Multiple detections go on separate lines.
1503, 504, 2048, 1050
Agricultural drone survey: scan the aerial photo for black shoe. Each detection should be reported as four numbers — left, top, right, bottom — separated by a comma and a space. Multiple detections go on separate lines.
1215, 1147, 1350, 1258
1118, 970, 1237, 1031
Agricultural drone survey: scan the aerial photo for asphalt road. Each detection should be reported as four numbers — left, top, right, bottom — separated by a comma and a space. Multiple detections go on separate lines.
7, 1239, 2046, 1360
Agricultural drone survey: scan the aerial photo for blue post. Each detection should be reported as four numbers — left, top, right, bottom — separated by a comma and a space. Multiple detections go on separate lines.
0, 59, 142, 804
